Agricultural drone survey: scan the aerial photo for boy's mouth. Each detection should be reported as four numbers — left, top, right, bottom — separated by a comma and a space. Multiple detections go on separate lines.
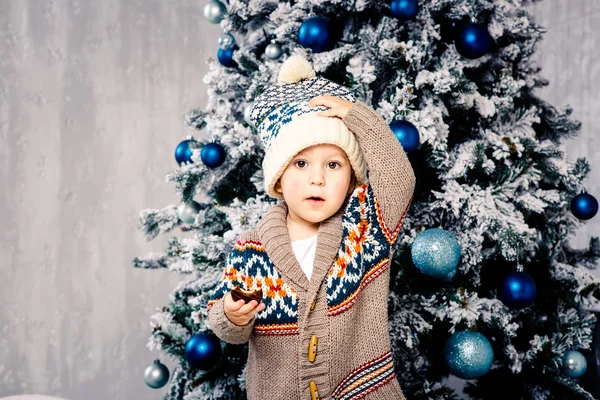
306, 197, 325, 204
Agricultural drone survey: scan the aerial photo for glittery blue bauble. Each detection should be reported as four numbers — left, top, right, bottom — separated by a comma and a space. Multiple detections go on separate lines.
455, 23, 493, 59
218, 45, 238, 68
175, 139, 195, 165
570, 192, 598, 220
562, 350, 587, 378
184, 333, 222, 370
499, 271, 536, 309
298, 16, 333, 53
144, 359, 170, 389
201, 142, 227, 168
390, 0, 419, 22
389, 119, 420, 152
411, 228, 460, 279
444, 330, 494, 379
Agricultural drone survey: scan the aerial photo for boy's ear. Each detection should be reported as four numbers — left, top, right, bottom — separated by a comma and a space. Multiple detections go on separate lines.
275, 180, 282, 194
347, 173, 357, 195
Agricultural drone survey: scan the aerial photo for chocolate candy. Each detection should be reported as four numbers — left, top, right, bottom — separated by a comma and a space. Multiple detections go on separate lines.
230, 286, 263, 304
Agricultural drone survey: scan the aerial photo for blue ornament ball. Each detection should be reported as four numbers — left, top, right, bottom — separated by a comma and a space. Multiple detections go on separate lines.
444, 330, 494, 379
218, 45, 238, 68
562, 350, 587, 378
570, 192, 598, 220
144, 359, 170, 389
184, 333, 222, 370
175, 139, 195, 165
298, 16, 333, 53
499, 271, 536, 309
389, 119, 420, 152
455, 23, 493, 59
411, 228, 460, 279
439, 17, 470, 43
201, 142, 227, 168
390, 0, 419, 22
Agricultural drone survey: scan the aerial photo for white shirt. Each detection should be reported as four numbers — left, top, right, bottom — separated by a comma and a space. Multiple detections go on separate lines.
291, 234, 318, 281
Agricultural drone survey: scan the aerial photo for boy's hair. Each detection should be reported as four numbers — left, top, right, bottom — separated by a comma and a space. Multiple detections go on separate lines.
249, 56, 367, 199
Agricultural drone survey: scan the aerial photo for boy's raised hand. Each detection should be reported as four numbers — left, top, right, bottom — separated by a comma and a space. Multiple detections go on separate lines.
308, 95, 353, 119
223, 292, 266, 326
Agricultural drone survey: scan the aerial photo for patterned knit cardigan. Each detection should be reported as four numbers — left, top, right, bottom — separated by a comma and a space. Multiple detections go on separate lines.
207, 101, 416, 400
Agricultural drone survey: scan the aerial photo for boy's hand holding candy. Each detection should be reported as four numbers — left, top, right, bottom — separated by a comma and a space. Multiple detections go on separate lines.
224, 286, 265, 326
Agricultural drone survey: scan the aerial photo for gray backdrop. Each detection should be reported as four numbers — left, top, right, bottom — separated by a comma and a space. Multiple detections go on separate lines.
0, 1, 598, 399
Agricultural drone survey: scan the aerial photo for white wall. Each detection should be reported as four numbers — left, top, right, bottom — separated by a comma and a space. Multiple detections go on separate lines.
0, 1, 220, 398
530, 0, 600, 252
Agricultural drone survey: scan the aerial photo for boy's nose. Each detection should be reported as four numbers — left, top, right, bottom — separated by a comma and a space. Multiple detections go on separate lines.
309, 170, 325, 186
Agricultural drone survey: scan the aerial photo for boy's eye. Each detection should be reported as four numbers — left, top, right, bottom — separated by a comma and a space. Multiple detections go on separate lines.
293, 160, 341, 169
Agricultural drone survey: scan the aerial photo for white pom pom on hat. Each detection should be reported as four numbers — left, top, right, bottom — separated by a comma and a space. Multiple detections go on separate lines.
277, 55, 316, 84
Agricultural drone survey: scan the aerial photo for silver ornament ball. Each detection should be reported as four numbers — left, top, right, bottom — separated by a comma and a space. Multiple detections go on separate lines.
218, 33, 236, 50
244, 103, 254, 127
144, 359, 170, 389
204, 0, 227, 24
562, 350, 587, 378
178, 201, 203, 224
265, 43, 283, 60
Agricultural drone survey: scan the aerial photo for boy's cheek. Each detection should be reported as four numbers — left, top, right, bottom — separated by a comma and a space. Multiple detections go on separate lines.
335, 181, 350, 192
279, 178, 302, 196
286, 179, 302, 190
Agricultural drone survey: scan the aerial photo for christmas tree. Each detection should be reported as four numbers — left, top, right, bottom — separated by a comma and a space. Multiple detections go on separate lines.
134, 0, 600, 398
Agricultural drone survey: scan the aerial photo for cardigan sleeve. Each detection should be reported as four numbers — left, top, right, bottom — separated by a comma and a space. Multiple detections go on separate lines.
206, 240, 256, 344
342, 101, 416, 241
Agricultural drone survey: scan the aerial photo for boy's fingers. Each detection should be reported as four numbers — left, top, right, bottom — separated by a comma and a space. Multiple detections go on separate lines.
236, 301, 253, 314
224, 293, 245, 311
238, 300, 265, 316
309, 95, 337, 108
238, 300, 260, 314
308, 95, 326, 105
316, 109, 338, 117
247, 302, 266, 319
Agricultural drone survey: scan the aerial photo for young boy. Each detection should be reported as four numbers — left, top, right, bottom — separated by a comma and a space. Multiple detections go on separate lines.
206, 56, 415, 400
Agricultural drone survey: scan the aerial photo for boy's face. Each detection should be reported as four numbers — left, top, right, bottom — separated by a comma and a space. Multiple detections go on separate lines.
275, 144, 354, 226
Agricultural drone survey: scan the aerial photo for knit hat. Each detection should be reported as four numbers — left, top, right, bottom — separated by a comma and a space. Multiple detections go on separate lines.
249, 56, 367, 199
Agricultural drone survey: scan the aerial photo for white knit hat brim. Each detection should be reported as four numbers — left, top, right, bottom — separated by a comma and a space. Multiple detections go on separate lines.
262, 113, 367, 199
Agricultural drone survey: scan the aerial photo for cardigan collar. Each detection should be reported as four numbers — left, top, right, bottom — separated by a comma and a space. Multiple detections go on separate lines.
256, 199, 346, 294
